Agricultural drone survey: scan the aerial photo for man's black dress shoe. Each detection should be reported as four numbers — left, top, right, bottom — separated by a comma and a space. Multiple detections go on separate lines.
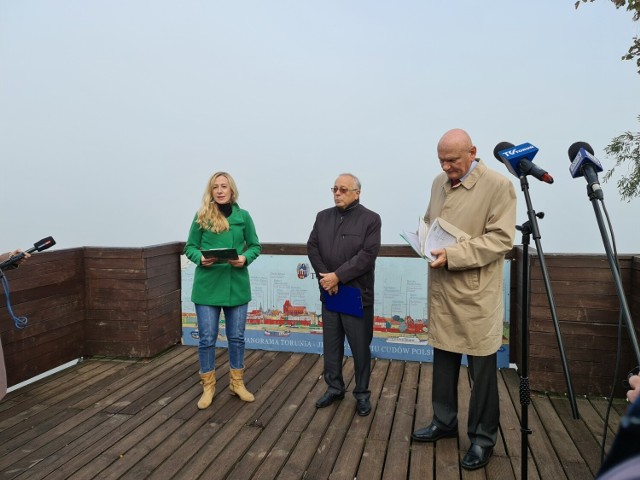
315, 391, 345, 408
461, 444, 493, 470
411, 422, 457, 442
356, 398, 371, 416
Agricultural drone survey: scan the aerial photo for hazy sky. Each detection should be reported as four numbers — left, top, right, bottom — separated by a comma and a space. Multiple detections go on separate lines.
1, 1, 639, 254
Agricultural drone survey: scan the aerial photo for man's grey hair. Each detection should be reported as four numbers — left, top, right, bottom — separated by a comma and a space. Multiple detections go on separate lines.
338, 173, 361, 190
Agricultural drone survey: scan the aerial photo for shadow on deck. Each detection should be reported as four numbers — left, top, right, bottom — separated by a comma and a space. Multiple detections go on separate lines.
0, 346, 626, 479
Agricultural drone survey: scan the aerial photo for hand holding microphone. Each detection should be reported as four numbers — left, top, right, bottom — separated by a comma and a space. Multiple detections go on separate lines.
0, 250, 30, 266
0, 236, 56, 271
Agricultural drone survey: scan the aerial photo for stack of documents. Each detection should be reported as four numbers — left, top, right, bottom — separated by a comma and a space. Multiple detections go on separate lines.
400, 217, 469, 261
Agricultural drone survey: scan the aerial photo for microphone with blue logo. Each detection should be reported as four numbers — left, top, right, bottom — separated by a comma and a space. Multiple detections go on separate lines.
493, 142, 554, 184
567, 141, 604, 200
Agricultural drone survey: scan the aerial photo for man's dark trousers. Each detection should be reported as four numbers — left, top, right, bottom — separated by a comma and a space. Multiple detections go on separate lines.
432, 347, 499, 447
321, 305, 373, 400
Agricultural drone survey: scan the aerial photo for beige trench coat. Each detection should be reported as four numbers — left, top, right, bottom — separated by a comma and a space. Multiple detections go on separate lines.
425, 160, 517, 356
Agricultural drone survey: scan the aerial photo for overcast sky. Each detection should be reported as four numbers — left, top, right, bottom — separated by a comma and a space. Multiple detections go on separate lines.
1, 1, 639, 254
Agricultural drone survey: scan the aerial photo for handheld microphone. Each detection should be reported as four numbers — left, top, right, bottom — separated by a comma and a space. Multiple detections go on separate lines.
493, 142, 554, 184
0, 236, 56, 271
567, 142, 604, 200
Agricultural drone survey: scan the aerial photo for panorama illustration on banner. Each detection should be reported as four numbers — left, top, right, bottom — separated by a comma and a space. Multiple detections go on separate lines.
181, 255, 511, 367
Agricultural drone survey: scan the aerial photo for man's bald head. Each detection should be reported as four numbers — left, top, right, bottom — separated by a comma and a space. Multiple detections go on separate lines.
438, 128, 474, 152
437, 128, 477, 182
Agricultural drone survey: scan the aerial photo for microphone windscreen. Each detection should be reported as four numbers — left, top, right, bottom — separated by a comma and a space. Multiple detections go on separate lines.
493, 142, 515, 162
34, 236, 56, 252
568, 141, 594, 161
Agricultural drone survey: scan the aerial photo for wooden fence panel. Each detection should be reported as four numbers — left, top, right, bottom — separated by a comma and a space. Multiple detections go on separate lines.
0, 249, 85, 386
511, 249, 640, 396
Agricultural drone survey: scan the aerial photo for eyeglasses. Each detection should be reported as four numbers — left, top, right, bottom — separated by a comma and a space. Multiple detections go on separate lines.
330, 187, 359, 194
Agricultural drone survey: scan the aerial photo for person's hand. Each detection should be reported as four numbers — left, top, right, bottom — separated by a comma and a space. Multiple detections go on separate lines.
627, 374, 640, 404
11, 249, 30, 260
201, 255, 216, 267
1, 249, 31, 267
319, 272, 339, 292
228, 255, 246, 268
430, 248, 447, 269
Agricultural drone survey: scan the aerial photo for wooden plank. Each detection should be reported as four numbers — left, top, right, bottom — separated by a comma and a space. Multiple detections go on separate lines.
132, 350, 258, 476
531, 394, 592, 479
588, 397, 624, 434
147, 269, 180, 289
188, 353, 318, 480
1, 295, 83, 332
0, 345, 627, 480
502, 368, 567, 480
10, 413, 131, 480
382, 361, 419, 480
2, 362, 125, 424
147, 283, 180, 299
166, 351, 291, 479
140, 354, 265, 479
89, 277, 148, 291
5, 327, 85, 386
2, 306, 84, 345
145, 252, 181, 269
84, 257, 146, 270
0, 409, 114, 477
0, 405, 78, 466
115, 352, 201, 416
87, 289, 180, 312
248, 358, 325, 480
44, 355, 208, 478
0, 347, 626, 480
98, 347, 198, 415
85, 268, 147, 280
409, 363, 435, 480
276, 358, 354, 479
1, 257, 84, 291
550, 396, 604, 477
332, 359, 390, 479
3, 280, 83, 314
193, 353, 313, 480
86, 418, 186, 480
84, 247, 146, 259
496, 369, 540, 480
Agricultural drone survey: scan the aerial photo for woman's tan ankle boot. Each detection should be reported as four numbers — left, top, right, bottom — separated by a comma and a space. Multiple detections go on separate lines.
229, 368, 254, 402
197, 370, 216, 409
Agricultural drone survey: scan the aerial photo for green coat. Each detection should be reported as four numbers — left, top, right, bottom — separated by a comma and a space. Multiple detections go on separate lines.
184, 204, 261, 306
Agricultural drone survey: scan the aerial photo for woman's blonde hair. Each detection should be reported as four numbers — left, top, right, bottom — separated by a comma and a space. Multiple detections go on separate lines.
196, 171, 239, 233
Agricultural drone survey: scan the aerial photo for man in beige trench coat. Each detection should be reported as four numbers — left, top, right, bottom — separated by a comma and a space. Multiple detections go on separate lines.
411, 129, 517, 470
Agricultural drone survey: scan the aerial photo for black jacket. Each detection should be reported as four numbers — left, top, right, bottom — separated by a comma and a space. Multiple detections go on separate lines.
307, 201, 382, 306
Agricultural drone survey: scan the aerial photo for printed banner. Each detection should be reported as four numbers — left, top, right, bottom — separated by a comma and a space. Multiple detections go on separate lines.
181, 255, 511, 367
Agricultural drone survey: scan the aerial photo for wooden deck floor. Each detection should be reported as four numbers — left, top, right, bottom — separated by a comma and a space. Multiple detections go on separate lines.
0, 345, 627, 479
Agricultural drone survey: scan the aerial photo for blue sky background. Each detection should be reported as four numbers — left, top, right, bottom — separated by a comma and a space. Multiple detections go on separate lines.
1, 1, 639, 253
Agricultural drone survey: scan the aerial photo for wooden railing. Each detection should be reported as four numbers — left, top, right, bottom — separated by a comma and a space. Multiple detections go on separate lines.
1, 242, 639, 396
512, 248, 640, 396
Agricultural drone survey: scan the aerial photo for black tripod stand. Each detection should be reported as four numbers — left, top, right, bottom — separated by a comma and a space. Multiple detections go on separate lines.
516, 176, 579, 480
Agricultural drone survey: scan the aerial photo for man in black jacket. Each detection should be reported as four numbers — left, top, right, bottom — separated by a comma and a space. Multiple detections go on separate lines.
307, 173, 382, 416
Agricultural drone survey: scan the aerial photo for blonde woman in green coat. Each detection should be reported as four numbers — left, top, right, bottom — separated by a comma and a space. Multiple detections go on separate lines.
184, 171, 261, 409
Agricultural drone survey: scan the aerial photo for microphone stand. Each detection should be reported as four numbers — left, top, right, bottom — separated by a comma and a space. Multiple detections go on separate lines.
587, 187, 640, 365
516, 176, 579, 480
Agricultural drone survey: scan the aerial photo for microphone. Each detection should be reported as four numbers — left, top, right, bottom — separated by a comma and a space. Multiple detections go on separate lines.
493, 142, 554, 184
567, 142, 604, 200
0, 236, 56, 270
